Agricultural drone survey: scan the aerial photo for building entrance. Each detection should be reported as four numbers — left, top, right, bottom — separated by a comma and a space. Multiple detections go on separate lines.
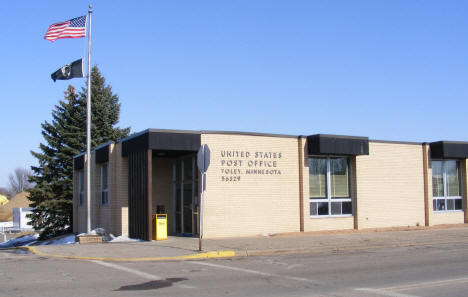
172, 155, 199, 236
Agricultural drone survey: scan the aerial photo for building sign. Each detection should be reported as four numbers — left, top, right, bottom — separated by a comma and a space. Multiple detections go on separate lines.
219, 150, 283, 182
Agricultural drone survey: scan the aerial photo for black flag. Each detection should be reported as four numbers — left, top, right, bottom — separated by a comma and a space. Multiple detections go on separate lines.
51, 59, 83, 82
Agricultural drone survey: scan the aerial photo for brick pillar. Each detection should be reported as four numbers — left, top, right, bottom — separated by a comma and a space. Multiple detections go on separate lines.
462, 159, 468, 223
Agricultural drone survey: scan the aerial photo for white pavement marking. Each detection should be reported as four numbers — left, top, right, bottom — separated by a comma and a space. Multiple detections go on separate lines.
90, 260, 164, 280
191, 261, 322, 284
89, 260, 195, 289
286, 264, 303, 270
356, 277, 468, 297
355, 288, 420, 297
382, 276, 468, 291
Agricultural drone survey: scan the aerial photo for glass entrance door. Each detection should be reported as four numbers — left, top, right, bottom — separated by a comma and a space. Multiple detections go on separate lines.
173, 155, 198, 236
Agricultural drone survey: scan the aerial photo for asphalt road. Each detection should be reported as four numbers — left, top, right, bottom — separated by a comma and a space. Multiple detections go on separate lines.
1, 241, 468, 297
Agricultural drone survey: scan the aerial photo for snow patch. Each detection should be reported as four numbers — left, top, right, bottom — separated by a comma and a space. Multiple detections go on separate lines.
0, 234, 39, 248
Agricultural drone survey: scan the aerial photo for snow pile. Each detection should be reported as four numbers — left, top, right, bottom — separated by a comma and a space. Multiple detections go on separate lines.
1, 227, 142, 248
78, 227, 141, 242
0, 221, 13, 228
109, 234, 143, 242
0, 234, 39, 248
0, 233, 77, 248
77, 227, 113, 241
37, 234, 76, 245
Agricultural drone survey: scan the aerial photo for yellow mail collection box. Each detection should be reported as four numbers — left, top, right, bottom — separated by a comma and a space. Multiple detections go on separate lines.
152, 214, 167, 240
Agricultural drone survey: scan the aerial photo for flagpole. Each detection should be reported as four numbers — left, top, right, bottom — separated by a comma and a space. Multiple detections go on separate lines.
86, 4, 93, 234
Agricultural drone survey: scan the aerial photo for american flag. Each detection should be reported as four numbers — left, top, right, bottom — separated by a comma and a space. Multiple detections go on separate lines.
44, 15, 87, 42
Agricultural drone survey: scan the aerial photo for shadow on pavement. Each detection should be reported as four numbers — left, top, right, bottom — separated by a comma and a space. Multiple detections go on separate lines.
116, 277, 188, 291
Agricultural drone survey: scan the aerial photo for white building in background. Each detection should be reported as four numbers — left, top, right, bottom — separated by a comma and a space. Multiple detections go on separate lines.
13, 208, 33, 230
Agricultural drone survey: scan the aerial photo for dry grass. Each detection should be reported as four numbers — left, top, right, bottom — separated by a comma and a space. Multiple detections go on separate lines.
12, 231, 36, 239
0, 192, 32, 222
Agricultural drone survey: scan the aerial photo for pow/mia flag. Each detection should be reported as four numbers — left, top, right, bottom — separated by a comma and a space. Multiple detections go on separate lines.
51, 59, 83, 82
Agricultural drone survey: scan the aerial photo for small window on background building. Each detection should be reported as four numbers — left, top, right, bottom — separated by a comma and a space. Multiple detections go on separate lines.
101, 163, 109, 205
78, 170, 84, 206
432, 160, 462, 211
309, 157, 352, 217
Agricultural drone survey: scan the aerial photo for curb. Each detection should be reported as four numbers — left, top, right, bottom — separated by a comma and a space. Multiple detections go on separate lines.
14, 237, 468, 262
20, 246, 236, 262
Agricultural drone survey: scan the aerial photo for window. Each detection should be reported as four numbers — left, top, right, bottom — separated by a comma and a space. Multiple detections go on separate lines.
78, 170, 84, 206
432, 160, 462, 211
101, 163, 109, 205
309, 157, 352, 216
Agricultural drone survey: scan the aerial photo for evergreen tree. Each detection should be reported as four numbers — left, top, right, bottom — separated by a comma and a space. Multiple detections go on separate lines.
81, 66, 130, 146
28, 86, 85, 238
28, 66, 130, 239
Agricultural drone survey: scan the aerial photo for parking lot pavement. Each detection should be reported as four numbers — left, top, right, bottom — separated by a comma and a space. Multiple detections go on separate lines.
2, 237, 468, 297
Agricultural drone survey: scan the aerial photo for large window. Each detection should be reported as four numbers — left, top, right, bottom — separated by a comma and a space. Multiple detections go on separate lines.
432, 160, 462, 211
309, 157, 352, 217
78, 170, 84, 206
101, 163, 109, 206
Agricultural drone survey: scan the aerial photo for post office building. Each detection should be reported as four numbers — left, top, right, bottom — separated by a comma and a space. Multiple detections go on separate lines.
73, 129, 468, 241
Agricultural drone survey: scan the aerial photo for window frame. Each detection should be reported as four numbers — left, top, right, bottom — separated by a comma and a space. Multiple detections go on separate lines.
100, 163, 109, 206
432, 159, 463, 212
78, 170, 84, 206
309, 156, 353, 218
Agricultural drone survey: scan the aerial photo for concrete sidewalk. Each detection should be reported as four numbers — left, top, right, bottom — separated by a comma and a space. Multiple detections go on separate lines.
25, 224, 468, 261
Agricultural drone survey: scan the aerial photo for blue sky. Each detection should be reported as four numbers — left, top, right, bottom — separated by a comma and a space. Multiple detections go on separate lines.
1, 0, 468, 188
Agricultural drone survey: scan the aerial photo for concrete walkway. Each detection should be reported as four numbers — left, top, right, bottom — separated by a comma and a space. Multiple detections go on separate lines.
25, 224, 468, 261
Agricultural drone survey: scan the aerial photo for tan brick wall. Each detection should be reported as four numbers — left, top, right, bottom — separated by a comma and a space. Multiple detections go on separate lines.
72, 162, 80, 233
151, 158, 174, 235
91, 152, 101, 230
356, 141, 425, 229
422, 144, 431, 226
121, 207, 128, 235
104, 143, 129, 236
201, 133, 300, 238
120, 155, 129, 235
72, 134, 467, 239
73, 143, 129, 236
431, 212, 465, 225
108, 143, 126, 236
76, 154, 91, 234
463, 159, 468, 224
306, 217, 355, 231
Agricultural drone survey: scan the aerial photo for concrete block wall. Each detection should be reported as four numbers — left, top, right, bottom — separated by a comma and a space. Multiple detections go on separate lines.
201, 133, 301, 238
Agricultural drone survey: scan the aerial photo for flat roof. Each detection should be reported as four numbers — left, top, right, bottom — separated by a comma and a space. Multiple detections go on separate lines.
73, 127, 468, 158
